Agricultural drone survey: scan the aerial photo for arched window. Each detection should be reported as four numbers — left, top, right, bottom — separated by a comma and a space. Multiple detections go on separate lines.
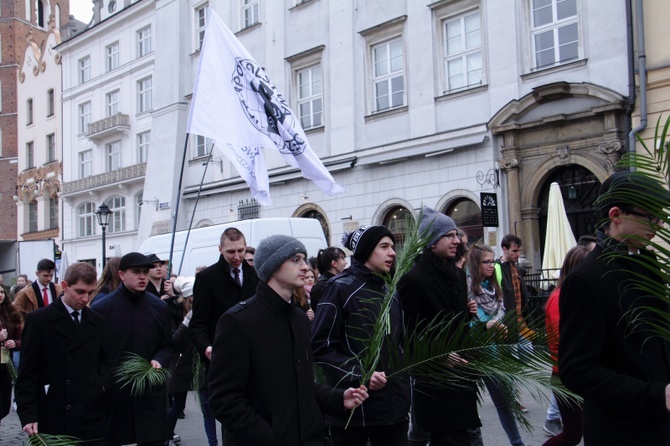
136, 193, 143, 229
382, 206, 413, 248
446, 198, 483, 246
78, 202, 96, 237
299, 208, 330, 245
106, 196, 126, 233
55, 4, 60, 28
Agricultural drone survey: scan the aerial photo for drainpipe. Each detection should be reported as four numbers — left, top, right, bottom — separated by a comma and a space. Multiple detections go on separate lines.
628, 0, 647, 162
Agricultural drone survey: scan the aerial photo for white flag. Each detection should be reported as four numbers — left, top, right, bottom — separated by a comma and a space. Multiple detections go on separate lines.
187, 9, 345, 205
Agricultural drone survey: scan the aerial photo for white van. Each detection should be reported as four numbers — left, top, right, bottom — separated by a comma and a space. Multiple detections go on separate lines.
138, 218, 328, 275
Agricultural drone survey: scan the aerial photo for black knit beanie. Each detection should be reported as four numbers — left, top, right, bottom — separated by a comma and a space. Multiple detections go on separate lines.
342, 225, 395, 262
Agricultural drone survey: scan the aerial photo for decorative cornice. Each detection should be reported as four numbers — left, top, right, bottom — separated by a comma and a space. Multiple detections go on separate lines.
21, 228, 59, 240
62, 163, 146, 195
17, 162, 63, 201
499, 157, 520, 170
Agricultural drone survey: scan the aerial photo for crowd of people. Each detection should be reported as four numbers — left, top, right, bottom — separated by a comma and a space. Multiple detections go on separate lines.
0, 170, 669, 445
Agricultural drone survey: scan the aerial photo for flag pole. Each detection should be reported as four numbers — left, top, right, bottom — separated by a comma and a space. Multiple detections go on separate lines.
168, 133, 191, 276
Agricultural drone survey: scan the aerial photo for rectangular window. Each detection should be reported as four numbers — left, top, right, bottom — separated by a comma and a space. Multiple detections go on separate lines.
444, 11, 483, 92
106, 42, 119, 71
372, 38, 405, 112
79, 56, 90, 84
49, 197, 58, 229
26, 141, 34, 168
194, 135, 214, 158
243, 0, 259, 28
106, 90, 120, 117
137, 26, 152, 57
137, 77, 152, 113
196, 5, 207, 50
137, 131, 150, 163
46, 133, 55, 162
79, 101, 91, 134
297, 65, 322, 129
29, 202, 38, 233
27, 98, 33, 125
79, 202, 96, 237
531, 0, 579, 69
79, 150, 92, 179
106, 141, 122, 172
47, 89, 54, 116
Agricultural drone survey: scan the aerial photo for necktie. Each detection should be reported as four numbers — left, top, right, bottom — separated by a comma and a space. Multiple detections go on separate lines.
72, 311, 80, 325
233, 268, 241, 287
42, 287, 49, 307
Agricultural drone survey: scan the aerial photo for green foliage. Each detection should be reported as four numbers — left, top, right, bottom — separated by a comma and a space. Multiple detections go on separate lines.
7, 357, 17, 382
113, 352, 170, 398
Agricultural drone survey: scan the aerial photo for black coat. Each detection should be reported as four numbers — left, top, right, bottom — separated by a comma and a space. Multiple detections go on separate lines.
398, 250, 480, 431
16, 299, 109, 442
559, 239, 670, 445
311, 260, 410, 428
208, 281, 344, 446
168, 321, 196, 394
190, 256, 258, 358
92, 284, 174, 445
309, 271, 334, 310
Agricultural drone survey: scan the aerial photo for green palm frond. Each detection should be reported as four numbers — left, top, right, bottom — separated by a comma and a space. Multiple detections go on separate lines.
113, 352, 170, 397
7, 357, 17, 382
22, 433, 87, 446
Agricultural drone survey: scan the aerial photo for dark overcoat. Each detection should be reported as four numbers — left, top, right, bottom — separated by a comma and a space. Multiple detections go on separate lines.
16, 299, 109, 442
190, 256, 258, 358
559, 239, 670, 445
397, 250, 481, 432
92, 284, 173, 445
208, 281, 344, 446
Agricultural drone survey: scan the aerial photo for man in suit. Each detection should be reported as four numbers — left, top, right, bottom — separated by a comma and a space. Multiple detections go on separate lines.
16, 262, 108, 444
14, 259, 62, 318
190, 227, 259, 362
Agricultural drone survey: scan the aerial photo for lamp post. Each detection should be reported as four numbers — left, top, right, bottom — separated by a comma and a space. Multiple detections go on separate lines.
96, 203, 113, 269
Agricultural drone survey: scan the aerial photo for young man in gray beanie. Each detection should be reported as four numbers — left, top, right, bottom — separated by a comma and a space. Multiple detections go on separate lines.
208, 234, 368, 446
311, 226, 410, 446
398, 207, 480, 446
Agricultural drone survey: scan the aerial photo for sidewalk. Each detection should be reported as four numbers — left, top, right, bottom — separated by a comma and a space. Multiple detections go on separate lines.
0, 407, 24, 446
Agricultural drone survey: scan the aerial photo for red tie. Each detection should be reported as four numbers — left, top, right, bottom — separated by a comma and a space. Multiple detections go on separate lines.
42, 287, 49, 307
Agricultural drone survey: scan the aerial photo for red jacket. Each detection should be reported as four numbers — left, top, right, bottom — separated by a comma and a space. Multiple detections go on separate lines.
545, 286, 560, 374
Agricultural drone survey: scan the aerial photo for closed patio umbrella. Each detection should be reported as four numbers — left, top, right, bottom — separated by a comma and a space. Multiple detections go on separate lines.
541, 182, 577, 288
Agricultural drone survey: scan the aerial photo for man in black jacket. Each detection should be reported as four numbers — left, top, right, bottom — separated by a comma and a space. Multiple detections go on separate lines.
208, 235, 368, 446
398, 208, 480, 446
92, 252, 174, 446
16, 262, 108, 445
312, 225, 409, 446
559, 171, 670, 445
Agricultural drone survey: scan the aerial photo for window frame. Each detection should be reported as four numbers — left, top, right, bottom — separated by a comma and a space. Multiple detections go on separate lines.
78, 150, 92, 179
46, 133, 55, 163
47, 88, 54, 117
137, 26, 152, 57
26, 141, 34, 168
78, 101, 91, 135
78, 202, 96, 237
106, 195, 126, 233
28, 202, 38, 233
137, 77, 153, 113
27, 98, 33, 125
195, 4, 208, 51
49, 196, 58, 229
106, 140, 122, 172
296, 64, 323, 130
529, 0, 580, 70
370, 37, 406, 113
106, 41, 119, 72
79, 56, 91, 84
442, 9, 484, 93
194, 135, 214, 158
137, 131, 150, 163
242, 0, 260, 29
106, 89, 120, 117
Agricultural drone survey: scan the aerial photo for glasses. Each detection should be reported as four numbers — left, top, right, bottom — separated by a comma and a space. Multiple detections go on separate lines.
623, 208, 662, 224
444, 233, 462, 241
481, 260, 495, 265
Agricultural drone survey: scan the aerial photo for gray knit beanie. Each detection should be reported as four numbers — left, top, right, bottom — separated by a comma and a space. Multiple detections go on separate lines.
419, 207, 458, 247
255, 235, 307, 282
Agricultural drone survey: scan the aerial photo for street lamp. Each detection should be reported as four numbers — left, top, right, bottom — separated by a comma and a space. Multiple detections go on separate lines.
96, 203, 113, 269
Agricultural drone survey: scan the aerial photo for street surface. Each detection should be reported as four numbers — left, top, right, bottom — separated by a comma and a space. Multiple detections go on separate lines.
0, 387, 583, 445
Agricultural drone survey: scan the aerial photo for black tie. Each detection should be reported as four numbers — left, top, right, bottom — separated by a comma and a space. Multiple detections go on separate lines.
72, 311, 80, 325
233, 268, 241, 287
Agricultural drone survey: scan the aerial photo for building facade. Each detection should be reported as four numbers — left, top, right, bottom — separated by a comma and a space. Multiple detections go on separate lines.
59, 0, 153, 269
57, 0, 634, 273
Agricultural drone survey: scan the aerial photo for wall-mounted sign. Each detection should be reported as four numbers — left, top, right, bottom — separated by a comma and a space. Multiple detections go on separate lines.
480, 193, 499, 227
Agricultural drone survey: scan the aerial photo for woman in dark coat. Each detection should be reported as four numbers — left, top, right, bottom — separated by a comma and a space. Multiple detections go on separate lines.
0, 286, 21, 426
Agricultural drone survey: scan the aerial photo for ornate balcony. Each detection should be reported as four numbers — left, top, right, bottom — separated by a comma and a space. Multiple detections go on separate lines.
87, 113, 130, 140
62, 163, 146, 195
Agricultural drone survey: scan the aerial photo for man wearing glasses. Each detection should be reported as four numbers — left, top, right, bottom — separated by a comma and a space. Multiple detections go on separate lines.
559, 171, 670, 444
398, 207, 480, 446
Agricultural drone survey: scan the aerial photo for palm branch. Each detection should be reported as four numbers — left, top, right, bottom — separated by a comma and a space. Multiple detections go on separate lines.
22, 433, 87, 446
113, 352, 170, 397
7, 357, 17, 382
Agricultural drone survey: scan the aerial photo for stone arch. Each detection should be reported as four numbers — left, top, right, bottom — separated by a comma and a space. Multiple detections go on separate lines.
293, 203, 331, 245
371, 198, 415, 226
434, 188, 481, 214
